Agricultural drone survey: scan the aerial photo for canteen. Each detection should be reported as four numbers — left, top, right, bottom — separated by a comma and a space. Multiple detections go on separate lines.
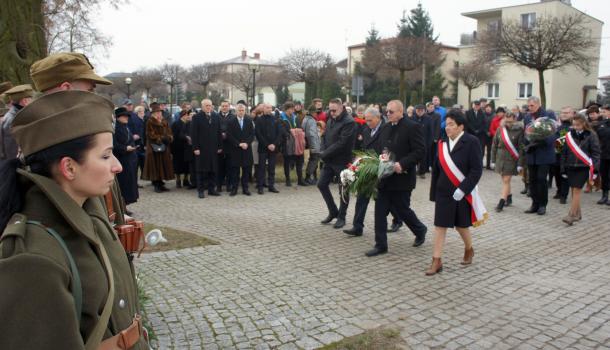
145, 229, 167, 246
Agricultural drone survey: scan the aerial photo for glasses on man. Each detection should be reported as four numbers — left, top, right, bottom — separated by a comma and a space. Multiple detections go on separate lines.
329, 109, 338, 113
387, 110, 395, 115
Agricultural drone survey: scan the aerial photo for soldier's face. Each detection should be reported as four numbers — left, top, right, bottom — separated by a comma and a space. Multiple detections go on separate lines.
65, 132, 122, 199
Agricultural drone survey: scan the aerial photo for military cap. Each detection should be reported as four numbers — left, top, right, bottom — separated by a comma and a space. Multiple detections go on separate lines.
30, 52, 112, 92
11, 90, 114, 157
0, 81, 13, 95
3, 84, 34, 101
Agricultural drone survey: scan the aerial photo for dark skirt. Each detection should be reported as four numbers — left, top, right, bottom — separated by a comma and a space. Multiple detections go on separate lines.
434, 194, 472, 228
116, 152, 139, 204
567, 167, 589, 188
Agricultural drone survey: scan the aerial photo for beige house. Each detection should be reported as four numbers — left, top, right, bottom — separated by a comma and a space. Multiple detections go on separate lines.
213, 50, 304, 106
347, 40, 459, 99
457, 0, 603, 110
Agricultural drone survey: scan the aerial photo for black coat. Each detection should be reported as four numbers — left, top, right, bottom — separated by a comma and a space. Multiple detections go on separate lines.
191, 112, 222, 172
113, 122, 139, 204
413, 113, 434, 148
226, 115, 255, 167
377, 116, 425, 191
466, 109, 486, 136
561, 129, 601, 172
218, 111, 235, 152
320, 110, 357, 171
181, 121, 194, 163
427, 111, 442, 142
596, 119, 610, 160
360, 121, 385, 154
171, 118, 190, 174
255, 114, 283, 154
430, 133, 483, 201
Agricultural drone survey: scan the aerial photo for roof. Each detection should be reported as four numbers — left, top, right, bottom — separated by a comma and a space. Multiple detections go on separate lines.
599, 75, 610, 80
218, 55, 278, 67
104, 72, 132, 79
461, 0, 603, 24
336, 58, 348, 68
348, 38, 458, 51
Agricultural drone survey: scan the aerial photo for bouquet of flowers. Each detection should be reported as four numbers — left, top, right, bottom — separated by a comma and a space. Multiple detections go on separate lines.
340, 149, 395, 200
525, 117, 557, 142
554, 128, 569, 154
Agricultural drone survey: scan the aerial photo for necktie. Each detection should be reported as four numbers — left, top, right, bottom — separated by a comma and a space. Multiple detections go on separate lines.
239, 118, 243, 130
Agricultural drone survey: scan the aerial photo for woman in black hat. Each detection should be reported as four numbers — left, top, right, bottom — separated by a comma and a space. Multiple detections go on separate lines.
113, 107, 139, 207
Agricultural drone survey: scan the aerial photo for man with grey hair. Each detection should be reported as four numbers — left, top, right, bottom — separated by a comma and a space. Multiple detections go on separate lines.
192, 98, 223, 198
523, 96, 557, 215
226, 103, 255, 196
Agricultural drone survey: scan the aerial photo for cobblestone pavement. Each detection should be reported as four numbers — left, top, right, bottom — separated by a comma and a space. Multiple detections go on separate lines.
131, 171, 610, 350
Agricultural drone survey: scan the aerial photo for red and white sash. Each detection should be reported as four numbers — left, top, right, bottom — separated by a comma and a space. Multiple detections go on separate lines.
565, 131, 595, 181
500, 127, 519, 161
438, 140, 488, 227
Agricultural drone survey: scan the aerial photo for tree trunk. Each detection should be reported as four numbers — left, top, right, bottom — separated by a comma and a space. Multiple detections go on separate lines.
399, 69, 406, 106
467, 88, 472, 107
202, 83, 208, 98
537, 69, 547, 108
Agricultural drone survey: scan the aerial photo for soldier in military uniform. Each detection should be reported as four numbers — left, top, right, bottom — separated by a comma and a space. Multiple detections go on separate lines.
28, 52, 129, 224
0, 85, 34, 168
0, 90, 147, 349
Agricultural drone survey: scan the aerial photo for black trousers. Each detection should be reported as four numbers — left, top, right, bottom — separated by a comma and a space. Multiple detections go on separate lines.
257, 152, 277, 189
230, 165, 252, 191
196, 171, 216, 193
217, 153, 231, 189
284, 154, 304, 182
552, 163, 569, 199
317, 165, 349, 219
353, 194, 400, 231
374, 189, 427, 250
484, 138, 492, 168
306, 153, 321, 178
600, 159, 610, 192
137, 153, 145, 178
528, 164, 550, 208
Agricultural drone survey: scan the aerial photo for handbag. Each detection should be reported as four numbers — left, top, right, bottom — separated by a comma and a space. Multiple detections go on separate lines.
151, 143, 166, 153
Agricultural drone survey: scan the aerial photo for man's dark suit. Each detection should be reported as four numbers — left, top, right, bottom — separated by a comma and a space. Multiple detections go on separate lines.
226, 115, 255, 192
466, 108, 486, 161
373, 116, 427, 251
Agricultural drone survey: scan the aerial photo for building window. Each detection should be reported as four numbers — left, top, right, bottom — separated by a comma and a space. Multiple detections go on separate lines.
518, 83, 533, 99
487, 20, 500, 33
521, 13, 536, 29
487, 83, 499, 99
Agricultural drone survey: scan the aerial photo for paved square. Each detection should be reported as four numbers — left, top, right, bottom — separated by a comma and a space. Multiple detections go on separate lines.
132, 172, 610, 349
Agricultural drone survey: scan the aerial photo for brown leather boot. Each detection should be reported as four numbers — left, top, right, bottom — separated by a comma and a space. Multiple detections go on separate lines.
562, 214, 575, 226
425, 257, 443, 276
461, 247, 474, 265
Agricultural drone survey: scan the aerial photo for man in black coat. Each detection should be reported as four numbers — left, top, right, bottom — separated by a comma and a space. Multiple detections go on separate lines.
426, 102, 442, 174
255, 103, 283, 194
217, 100, 235, 192
226, 103, 255, 196
318, 98, 357, 229
466, 100, 487, 162
191, 99, 223, 198
413, 104, 433, 178
367, 100, 427, 257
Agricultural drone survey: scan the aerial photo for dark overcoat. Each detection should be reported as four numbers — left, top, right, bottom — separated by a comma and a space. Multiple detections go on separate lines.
142, 116, 174, 181
171, 118, 190, 174
320, 109, 357, 172
255, 114, 283, 154
191, 112, 222, 172
377, 116, 425, 192
226, 115, 255, 167
113, 122, 139, 204
360, 120, 385, 154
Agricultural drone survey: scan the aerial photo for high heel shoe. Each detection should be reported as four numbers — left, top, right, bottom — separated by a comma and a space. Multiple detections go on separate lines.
461, 247, 474, 265
425, 257, 443, 276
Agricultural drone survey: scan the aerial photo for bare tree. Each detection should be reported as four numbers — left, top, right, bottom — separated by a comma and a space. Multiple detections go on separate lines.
187, 62, 220, 97
257, 67, 292, 104
477, 13, 597, 107
223, 68, 254, 104
133, 68, 163, 101
451, 59, 498, 105
279, 48, 332, 84
382, 36, 439, 104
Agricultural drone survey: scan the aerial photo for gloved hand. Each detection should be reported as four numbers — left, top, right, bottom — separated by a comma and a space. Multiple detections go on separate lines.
593, 173, 598, 180
561, 173, 568, 179
517, 166, 523, 173
453, 188, 465, 201
490, 163, 495, 170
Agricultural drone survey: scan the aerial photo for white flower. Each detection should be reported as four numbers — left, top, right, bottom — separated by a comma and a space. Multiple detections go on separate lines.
340, 169, 356, 185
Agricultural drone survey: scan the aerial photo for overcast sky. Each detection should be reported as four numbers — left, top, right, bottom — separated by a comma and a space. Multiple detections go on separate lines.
95, 0, 609, 78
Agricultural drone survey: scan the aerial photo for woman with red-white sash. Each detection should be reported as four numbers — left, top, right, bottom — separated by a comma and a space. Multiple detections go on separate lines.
560, 114, 601, 225
490, 109, 525, 212
427, 109, 487, 276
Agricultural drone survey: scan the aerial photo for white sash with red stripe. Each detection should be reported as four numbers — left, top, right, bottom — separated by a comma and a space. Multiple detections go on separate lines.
565, 131, 595, 181
438, 140, 488, 227
500, 127, 519, 161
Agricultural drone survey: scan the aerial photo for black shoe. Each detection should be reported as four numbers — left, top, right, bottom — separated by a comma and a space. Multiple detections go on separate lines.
298, 180, 309, 186
306, 178, 317, 185
216, 186, 223, 193
343, 227, 363, 236
176, 179, 182, 188
333, 218, 346, 229
243, 189, 251, 196
268, 187, 279, 193
495, 199, 506, 212
559, 197, 567, 204
418, 173, 426, 179
285, 181, 292, 187
138, 184, 144, 189
182, 180, 192, 188
506, 194, 513, 206
321, 213, 338, 224
537, 207, 546, 215
160, 185, 170, 192
388, 222, 402, 233
257, 188, 264, 195
365, 247, 388, 257
187, 184, 197, 190
209, 190, 221, 196
553, 192, 561, 199
413, 232, 426, 247
198, 191, 205, 199
524, 206, 539, 214
125, 209, 133, 216
230, 188, 238, 196
597, 192, 608, 204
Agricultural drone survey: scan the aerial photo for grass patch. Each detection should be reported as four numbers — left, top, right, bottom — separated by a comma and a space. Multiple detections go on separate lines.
319, 327, 404, 350
136, 274, 157, 343
141, 223, 218, 253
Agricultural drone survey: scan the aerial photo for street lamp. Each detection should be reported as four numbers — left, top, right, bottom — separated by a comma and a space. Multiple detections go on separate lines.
249, 58, 260, 107
165, 77, 174, 113
125, 77, 132, 99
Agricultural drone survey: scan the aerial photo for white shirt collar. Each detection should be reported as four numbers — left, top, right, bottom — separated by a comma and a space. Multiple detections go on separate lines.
449, 131, 465, 150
